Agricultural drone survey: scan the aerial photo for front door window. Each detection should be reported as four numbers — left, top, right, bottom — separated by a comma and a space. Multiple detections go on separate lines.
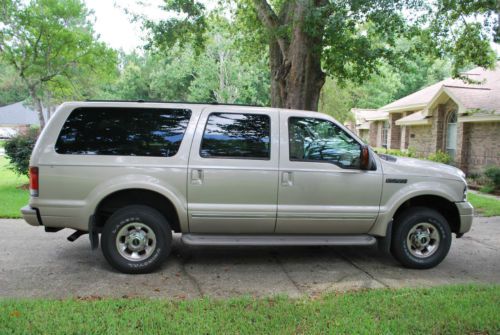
288, 117, 361, 169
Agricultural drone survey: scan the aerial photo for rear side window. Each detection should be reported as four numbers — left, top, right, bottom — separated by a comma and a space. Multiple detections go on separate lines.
55, 107, 191, 157
200, 113, 270, 159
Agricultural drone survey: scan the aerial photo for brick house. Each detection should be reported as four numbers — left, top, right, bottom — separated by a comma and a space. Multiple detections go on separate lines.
350, 63, 500, 173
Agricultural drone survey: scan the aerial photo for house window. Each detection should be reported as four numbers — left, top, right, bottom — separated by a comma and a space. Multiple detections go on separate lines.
445, 111, 458, 161
382, 121, 389, 148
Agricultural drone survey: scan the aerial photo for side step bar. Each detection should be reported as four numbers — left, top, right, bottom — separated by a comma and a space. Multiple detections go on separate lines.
181, 234, 376, 246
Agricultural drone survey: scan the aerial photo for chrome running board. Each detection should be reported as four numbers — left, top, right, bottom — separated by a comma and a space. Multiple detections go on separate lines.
181, 234, 376, 246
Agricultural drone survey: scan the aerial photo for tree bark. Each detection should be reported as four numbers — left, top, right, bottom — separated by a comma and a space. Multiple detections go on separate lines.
255, 0, 326, 111
28, 86, 46, 129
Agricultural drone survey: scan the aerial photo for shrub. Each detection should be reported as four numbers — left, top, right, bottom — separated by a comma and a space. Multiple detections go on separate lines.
4, 128, 39, 176
480, 184, 496, 194
484, 166, 500, 189
427, 150, 452, 164
373, 147, 417, 158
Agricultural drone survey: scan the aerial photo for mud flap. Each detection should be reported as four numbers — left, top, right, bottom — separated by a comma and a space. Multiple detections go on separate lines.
377, 220, 393, 254
88, 215, 99, 250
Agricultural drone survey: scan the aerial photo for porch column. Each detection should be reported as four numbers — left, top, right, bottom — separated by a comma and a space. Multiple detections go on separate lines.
388, 113, 402, 150
455, 121, 470, 173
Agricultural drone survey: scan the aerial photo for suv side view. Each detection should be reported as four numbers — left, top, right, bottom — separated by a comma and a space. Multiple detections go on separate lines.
22, 101, 473, 273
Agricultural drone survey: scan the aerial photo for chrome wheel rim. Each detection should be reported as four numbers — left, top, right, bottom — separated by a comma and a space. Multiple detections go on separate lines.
406, 222, 440, 258
116, 222, 156, 261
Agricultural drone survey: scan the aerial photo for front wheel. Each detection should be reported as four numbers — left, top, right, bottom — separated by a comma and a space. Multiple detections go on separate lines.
391, 207, 452, 269
101, 205, 172, 274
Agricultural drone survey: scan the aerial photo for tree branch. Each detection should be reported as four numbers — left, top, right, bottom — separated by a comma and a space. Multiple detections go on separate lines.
251, 0, 288, 57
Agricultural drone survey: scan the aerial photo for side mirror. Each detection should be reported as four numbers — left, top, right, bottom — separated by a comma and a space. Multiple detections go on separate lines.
360, 145, 370, 170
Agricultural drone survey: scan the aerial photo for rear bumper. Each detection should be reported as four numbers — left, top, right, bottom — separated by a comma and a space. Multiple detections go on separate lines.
21, 206, 42, 226
456, 201, 474, 234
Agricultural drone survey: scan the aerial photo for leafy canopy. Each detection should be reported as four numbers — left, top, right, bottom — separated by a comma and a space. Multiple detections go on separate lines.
0, 0, 117, 105
146, 0, 498, 86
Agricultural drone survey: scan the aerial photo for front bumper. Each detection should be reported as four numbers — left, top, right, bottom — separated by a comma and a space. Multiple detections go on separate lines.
456, 201, 474, 234
21, 206, 42, 226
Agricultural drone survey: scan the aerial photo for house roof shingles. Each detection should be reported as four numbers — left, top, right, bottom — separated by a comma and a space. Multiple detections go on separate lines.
379, 62, 500, 116
0, 102, 40, 126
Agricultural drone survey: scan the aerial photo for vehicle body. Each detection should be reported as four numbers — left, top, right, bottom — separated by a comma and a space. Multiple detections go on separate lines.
22, 101, 474, 273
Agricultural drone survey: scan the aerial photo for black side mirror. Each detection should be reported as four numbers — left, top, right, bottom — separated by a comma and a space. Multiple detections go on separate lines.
360, 145, 370, 170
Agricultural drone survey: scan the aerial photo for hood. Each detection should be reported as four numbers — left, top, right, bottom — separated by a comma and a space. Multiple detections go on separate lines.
378, 154, 466, 182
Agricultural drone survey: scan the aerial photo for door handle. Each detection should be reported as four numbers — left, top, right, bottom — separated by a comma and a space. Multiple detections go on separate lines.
282, 171, 293, 186
191, 169, 203, 185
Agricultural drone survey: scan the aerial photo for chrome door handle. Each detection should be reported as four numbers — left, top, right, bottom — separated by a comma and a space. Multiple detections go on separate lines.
191, 169, 203, 185
282, 171, 293, 186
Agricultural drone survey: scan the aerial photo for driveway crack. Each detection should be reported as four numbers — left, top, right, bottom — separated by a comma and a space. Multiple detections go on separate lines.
334, 250, 389, 288
272, 252, 302, 294
179, 253, 204, 297
462, 236, 499, 251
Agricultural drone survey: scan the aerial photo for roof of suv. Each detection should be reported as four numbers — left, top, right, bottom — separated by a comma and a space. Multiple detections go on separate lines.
74, 100, 308, 114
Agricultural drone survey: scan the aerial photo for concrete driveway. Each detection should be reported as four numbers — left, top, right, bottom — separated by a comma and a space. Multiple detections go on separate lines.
1, 217, 499, 299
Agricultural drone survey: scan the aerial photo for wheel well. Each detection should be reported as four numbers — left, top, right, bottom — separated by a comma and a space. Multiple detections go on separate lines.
393, 195, 460, 233
94, 189, 181, 232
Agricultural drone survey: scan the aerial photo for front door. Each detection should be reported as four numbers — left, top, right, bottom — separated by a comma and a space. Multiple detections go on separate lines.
276, 113, 383, 234
187, 107, 279, 233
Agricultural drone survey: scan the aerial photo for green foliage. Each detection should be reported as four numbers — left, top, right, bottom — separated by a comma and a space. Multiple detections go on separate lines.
4, 129, 38, 176
427, 150, 452, 164
319, 48, 453, 119
484, 166, 500, 190
145, 0, 497, 110
144, 0, 207, 54
103, 21, 270, 106
0, 0, 118, 124
1, 285, 499, 334
0, 60, 27, 106
425, 0, 499, 78
468, 193, 500, 217
0, 156, 29, 218
373, 147, 417, 158
373, 147, 456, 166
480, 184, 496, 194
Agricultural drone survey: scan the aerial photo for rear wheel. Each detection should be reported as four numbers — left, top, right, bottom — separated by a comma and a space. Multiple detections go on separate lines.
101, 205, 172, 274
391, 207, 452, 269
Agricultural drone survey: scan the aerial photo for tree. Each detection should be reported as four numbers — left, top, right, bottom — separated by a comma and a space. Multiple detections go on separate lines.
108, 20, 270, 105
147, 0, 498, 111
319, 48, 453, 123
0, 0, 117, 128
0, 60, 28, 106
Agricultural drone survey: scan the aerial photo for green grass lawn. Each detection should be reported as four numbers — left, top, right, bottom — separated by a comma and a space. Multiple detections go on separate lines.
0, 156, 29, 218
469, 192, 500, 217
0, 285, 499, 334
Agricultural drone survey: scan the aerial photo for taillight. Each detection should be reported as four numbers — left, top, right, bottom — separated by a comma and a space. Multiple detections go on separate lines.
29, 166, 39, 197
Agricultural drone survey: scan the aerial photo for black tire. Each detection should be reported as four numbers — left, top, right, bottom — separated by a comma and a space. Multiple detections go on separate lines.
391, 207, 452, 269
101, 205, 172, 274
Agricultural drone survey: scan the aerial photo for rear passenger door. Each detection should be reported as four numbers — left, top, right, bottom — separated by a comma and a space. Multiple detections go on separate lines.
187, 107, 279, 233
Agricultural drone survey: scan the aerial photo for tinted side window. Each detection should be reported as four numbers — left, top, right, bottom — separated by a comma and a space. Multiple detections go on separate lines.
55, 107, 191, 157
200, 113, 271, 159
289, 117, 361, 169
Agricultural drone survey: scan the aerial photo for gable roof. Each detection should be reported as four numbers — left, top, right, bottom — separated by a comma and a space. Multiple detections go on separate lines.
395, 110, 431, 126
351, 108, 388, 122
0, 102, 41, 126
379, 62, 500, 116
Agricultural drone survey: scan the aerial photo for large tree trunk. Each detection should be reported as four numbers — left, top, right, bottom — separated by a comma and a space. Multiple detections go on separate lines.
28, 86, 46, 129
271, 24, 325, 111
255, 0, 326, 111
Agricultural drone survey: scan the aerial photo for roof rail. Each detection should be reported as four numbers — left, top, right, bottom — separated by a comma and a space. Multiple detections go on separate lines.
84, 99, 264, 108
